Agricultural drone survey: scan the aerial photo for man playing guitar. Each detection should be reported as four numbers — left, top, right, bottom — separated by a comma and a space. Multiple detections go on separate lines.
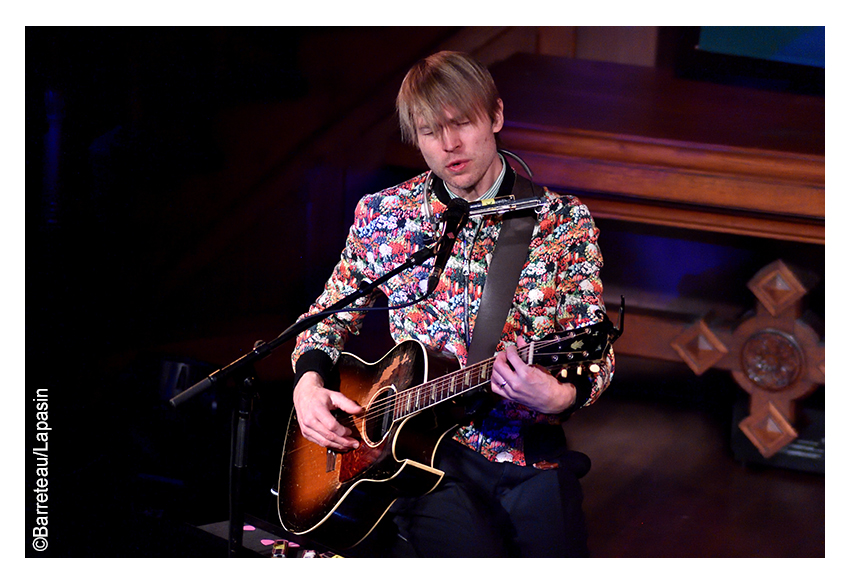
286, 50, 615, 557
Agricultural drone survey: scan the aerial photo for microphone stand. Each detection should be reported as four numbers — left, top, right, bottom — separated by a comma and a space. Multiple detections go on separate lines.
169, 241, 443, 557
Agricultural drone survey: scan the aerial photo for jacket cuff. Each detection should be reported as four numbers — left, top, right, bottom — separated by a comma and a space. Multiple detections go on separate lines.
293, 349, 334, 389
563, 373, 594, 418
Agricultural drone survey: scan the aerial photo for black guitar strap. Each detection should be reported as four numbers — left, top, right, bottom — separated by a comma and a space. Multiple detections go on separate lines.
466, 173, 589, 468
467, 173, 542, 364
431, 167, 584, 466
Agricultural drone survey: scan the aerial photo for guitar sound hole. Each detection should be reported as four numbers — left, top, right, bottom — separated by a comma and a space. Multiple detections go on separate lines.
362, 387, 395, 446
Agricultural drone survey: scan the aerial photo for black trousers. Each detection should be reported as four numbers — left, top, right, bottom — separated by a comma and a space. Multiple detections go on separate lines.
384, 439, 590, 557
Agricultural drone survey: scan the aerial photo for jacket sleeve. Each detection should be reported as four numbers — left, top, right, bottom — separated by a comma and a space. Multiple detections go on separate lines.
290, 196, 381, 383
553, 194, 616, 411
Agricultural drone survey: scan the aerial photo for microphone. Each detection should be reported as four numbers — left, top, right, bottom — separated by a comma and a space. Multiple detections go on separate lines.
427, 198, 469, 294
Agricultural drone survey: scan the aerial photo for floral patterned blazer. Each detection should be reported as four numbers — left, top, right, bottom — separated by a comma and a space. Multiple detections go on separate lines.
292, 168, 615, 465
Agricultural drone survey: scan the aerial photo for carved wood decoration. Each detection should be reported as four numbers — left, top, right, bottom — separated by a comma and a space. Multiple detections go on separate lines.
671, 260, 824, 458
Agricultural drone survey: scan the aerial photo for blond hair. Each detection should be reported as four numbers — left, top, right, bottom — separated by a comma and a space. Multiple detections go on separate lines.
396, 51, 501, 145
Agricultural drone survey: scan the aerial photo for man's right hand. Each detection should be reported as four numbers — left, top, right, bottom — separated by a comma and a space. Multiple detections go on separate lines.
292, 372, 364, 451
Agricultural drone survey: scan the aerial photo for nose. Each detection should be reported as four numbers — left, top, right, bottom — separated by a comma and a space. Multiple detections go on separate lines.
439, 126, 460, 151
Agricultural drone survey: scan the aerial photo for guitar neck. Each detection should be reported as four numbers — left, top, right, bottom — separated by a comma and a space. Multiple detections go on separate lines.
392, 354, 499, 421
389, 319, 614, 422
390, 341, 536, 420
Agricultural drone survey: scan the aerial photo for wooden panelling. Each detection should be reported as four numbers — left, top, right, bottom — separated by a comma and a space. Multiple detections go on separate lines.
490, 54, 825, 244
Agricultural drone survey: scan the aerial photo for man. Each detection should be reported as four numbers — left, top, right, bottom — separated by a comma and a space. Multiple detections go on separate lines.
289, 51, 614, 557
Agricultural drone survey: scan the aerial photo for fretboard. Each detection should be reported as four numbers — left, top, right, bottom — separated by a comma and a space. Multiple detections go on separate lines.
390, 342, 534, 420
385, 321, 613, 422
391, 357, 493, 420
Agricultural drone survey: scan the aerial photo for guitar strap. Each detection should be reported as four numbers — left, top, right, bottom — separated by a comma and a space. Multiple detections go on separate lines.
466, 172, 542, 364
464, 172, 587, 469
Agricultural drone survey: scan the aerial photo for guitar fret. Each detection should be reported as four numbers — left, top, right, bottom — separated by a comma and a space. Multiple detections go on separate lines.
394, 336, 615, 420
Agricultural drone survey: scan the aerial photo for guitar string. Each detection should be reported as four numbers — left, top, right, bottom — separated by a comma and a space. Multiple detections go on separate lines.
285, 334, 605, 456
362, 331, 601, 418
338, 348, 602, 431
335, 355, 500, 427
336, 339, 539, 427
336, 334, 600, 428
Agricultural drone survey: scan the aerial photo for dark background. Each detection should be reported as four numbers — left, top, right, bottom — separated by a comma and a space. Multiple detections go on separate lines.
26, 26, 467, 557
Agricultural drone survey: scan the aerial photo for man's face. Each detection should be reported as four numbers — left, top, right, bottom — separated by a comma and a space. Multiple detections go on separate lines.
415, 100, 504, 201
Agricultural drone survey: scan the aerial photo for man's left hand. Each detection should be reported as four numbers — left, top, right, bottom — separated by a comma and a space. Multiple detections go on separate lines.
490, 339, 576, 414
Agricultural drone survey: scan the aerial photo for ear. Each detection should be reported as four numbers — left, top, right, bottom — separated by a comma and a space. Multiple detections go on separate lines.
491, 99, 504, 133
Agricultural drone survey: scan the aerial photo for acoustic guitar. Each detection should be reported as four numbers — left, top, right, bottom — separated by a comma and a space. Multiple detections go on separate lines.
277, 312, 621, 551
